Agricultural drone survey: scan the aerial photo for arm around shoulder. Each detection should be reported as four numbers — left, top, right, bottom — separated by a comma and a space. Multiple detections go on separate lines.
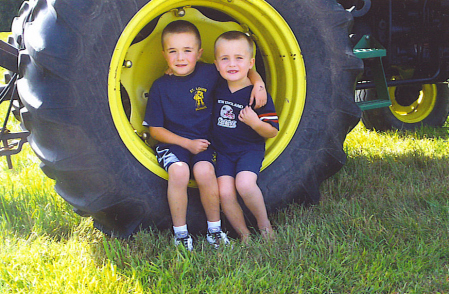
248, 68, 267, 109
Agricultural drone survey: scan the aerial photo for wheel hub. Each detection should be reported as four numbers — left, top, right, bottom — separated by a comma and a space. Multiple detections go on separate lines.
389, 83, 437, 123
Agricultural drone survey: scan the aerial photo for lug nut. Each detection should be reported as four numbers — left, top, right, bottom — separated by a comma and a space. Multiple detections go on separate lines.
142, 132, 150, 140
123, 60, 133, 68
176, 8, 186, 17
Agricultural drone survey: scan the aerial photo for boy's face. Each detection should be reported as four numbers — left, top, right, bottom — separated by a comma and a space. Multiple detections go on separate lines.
214, 38, 255, 84
162, 32, 203, 77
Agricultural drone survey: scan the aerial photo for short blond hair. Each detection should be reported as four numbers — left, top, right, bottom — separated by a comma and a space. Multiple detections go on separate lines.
161, 20, 201, 49
214, 31, 254, 57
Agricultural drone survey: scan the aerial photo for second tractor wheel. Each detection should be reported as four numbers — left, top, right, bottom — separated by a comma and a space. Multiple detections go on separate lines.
360, 83, 449, 131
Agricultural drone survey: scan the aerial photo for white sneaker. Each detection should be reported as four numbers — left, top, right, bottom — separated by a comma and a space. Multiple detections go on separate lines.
174, 231, 193, 251
206, 227, 230, 249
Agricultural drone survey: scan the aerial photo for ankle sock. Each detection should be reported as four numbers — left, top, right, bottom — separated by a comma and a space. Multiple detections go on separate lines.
173, 224, 188, 236
207, 220, 221, 232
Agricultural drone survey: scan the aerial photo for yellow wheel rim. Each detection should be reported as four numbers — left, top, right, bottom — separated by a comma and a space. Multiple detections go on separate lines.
389, 84, 437, 123
109, 1, 306, 186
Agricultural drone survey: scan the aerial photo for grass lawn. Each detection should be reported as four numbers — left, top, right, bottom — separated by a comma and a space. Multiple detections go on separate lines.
1, 31, 449, 293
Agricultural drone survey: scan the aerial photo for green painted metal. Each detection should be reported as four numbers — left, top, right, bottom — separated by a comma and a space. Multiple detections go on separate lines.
354, 35, 391, 111
353, 35, 386, 58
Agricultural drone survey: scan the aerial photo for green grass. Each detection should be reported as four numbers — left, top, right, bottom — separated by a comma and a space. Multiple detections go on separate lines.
1, 31, 449, 292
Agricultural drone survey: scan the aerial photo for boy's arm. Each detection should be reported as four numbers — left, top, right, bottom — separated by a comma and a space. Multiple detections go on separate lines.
238, 106, 278, 138
248, 68, 267, 109
145, 83, 209, 154
149, 127, 210, 154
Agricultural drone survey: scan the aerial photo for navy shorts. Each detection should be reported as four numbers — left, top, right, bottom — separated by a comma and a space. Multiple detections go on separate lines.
215, 150, 264, 178
155, 144, 215, 171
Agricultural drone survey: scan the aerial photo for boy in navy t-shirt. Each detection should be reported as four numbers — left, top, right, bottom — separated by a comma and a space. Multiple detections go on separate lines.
143, 21, 266, 250
212, 31, 279, 242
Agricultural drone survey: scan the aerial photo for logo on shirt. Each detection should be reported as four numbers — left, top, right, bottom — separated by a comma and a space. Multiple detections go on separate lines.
220, 105, 235, 120
218, 105, 237, 128
191, 87, 207, 111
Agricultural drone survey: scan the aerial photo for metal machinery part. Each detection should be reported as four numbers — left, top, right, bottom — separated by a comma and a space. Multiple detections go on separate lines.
341, 0, 449, 87
340, 0, 449, 129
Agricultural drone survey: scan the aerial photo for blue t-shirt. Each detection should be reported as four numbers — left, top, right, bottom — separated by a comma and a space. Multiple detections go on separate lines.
212, 78, 279, 154
143, 63, 219, 141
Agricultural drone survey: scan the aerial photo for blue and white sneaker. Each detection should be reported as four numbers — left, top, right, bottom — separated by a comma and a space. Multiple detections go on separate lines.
174, 231, 193, 251
206, 227, 230, 249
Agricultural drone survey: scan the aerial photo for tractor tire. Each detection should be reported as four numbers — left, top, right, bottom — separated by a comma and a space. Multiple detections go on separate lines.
359, 83, 449, 131
14, 0, 362, 237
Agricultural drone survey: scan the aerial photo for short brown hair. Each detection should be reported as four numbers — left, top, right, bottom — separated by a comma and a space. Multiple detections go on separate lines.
161, 20, 201, 49
214, 31, 254, 57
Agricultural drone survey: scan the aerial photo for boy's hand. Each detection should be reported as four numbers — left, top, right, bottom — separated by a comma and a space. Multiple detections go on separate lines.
186, 139, 210, 154
165, 67, 174, 75
238, 106, 259, 127
249, 81, 267, 109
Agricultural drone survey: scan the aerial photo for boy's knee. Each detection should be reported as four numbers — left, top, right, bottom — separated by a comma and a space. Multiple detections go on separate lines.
219, 187, 235, 202
193, 161, 215, 181
168, 162, 190, 183
236, 178, 257, 196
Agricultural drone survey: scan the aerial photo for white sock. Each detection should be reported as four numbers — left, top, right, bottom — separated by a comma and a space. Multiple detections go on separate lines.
207, 220, 221, 232
173, 224, 188, 235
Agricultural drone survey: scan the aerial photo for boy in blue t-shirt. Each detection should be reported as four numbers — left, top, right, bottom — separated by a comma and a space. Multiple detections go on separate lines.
212, 31, 279, 242
143, 21, 266, 250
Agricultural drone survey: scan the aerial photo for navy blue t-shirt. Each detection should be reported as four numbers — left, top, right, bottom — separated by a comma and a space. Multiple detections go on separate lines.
143, 63, 219, 141
212, 78, 279, 154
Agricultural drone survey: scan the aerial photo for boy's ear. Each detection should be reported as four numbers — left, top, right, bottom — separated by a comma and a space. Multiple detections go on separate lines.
161, 50, 169, 63
197, 48, 204, 60
214, 59, 219, 70
250, 57, 255, 69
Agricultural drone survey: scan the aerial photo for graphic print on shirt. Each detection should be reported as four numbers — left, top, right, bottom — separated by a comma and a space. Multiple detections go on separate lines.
216, 99, 245, 129
220, 105, 235, 120
191, 87, 208, 111
216, 101, 235, 129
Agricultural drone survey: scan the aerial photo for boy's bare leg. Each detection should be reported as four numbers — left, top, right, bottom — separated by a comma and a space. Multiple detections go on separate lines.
167, 162, 190, 227
193, 161, 220, 222
235, 171, 274, 239
218, 176, 251, 242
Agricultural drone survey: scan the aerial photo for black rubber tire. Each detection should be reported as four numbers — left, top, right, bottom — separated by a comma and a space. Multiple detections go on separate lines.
247, 1, 362, 219
359, 84, 449, 131
14, 0, 362, 237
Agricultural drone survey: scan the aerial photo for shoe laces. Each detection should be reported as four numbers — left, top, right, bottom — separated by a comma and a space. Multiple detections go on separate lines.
212, 232, 222, 242
208, 228, 229, 246
175, 232, 193, 251
179, 236, 189, 245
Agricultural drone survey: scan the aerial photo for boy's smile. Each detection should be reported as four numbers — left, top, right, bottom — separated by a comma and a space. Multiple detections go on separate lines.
162, 32, 203, 77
